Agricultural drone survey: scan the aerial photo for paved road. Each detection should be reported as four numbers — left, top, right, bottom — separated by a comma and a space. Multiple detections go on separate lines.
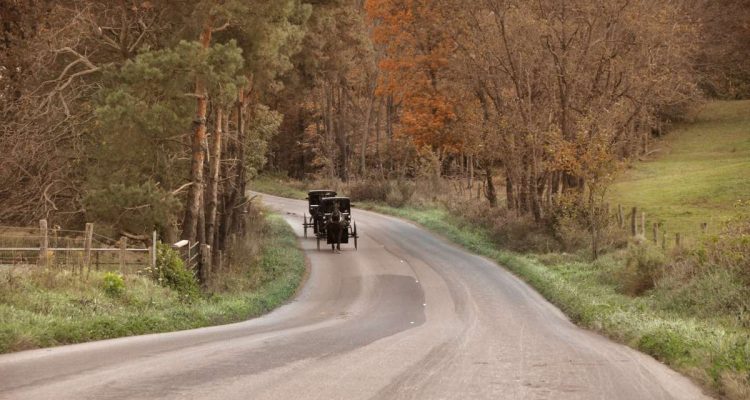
0, 194, 711, 399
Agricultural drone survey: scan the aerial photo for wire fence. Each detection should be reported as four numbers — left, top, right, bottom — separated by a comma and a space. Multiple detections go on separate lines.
0, 222, 154, 275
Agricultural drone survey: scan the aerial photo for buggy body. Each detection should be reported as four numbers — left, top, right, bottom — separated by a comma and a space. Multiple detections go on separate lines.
302, 190, 337, 237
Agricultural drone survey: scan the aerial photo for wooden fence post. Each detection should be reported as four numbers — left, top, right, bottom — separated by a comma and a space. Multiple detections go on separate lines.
617, 205, 624, 228
652, 223, 658, 244
200, 244, 211, 284
701, 222, 708, 235
151, 231, 158, 271
39, 219, 48, 268
675, 233, 682, 248
630, 207, 637, 236
662, 230, 667, 250
640, 211, 646, 237
119, 237, 127, 270
83, 223, 93, 278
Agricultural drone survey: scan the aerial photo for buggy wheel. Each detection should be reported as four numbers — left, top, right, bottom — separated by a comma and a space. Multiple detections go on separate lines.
303, 214, 308, 238
316, 235, 320, 251
353, 221, 358, 250
331, 244, 335, 252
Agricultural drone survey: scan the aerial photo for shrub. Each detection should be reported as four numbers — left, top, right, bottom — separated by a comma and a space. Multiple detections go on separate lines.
349, 179, 388, 202
386, 180, 415, 207
661, 269, 750, 325
446, 198, 560, 253
154, 244, 200, 300
102, 272, 125, 297
620, 239, 667, 295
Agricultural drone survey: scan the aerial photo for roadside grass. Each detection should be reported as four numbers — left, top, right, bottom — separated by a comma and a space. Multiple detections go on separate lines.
359, 203, 750, 400
0, 213, 305, 353
608, 100, 750, 238
252, 173, 308, 200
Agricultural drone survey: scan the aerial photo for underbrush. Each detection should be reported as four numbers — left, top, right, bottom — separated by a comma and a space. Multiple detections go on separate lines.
0, 212, 304, 353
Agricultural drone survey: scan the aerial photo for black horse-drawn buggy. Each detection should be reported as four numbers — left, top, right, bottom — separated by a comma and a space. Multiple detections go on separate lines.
303, 190, 337, 238
302, 190, 358, 252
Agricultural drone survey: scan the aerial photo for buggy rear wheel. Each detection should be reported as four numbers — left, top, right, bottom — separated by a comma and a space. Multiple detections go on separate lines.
316, 235, 320, 251
303, 214, 308, 238
353, 221, 358, 250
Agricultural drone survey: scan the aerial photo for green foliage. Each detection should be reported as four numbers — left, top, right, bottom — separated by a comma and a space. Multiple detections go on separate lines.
87, 39, 247, 236
547, 193, 591, 251
102, 273, 125, 297
245, 104, 283, 179
154, 244, 200, 300
704, 200, 750, 276
84, 182, 180, 237
638, 329, 691, 361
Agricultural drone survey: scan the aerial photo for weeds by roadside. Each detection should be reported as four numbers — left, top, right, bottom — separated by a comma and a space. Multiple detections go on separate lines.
0, 212, 304, 353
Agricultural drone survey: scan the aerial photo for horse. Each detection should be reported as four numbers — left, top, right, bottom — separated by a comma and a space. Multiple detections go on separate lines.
327, 202, 345, 252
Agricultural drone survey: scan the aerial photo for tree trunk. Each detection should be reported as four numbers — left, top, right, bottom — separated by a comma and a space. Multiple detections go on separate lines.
485, 166, 497, 207
360, 93, 375, 177
325, 82, 335, 180
506, 174, 515, 210
181, 22, 212, 242
386, 95, 393, 174
336, 85, 348, 181
229, 89, 249, 235
206, 107, 223, 248
218, 108, 236, 252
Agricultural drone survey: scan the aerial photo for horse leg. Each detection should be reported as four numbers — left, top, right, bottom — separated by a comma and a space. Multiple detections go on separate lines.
336, 224, 342, 250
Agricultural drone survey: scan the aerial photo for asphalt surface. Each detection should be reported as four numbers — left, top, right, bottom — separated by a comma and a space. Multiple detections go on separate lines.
0, 193, 711, 399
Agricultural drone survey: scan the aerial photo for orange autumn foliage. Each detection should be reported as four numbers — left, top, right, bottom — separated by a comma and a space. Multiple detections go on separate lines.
365, 0, 460, 154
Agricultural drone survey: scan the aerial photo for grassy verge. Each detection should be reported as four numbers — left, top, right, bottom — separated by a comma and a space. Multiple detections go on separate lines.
252, 174, 308, 200
0, 213, 305, 353
359, 202, 749, 399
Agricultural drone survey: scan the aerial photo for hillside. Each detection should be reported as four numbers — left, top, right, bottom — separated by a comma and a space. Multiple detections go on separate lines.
608, 100, 750, 239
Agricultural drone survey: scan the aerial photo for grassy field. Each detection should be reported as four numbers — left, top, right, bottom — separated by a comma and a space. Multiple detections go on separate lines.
608, 100, 750, 238
0, 213, 305, 353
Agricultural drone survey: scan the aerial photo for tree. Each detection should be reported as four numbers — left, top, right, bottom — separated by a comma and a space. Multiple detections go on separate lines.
366, 0, 460, 170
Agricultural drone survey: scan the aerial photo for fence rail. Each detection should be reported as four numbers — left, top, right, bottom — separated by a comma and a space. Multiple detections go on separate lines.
2, 221, 213, 283
0, 220, 157, 274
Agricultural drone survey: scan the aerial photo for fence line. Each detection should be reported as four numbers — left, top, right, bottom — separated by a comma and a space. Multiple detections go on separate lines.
1, 221, 213, 281
0, 220, 158, 274
613, 204, 713, 251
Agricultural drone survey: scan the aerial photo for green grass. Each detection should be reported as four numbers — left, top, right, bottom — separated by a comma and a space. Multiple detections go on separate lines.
252, 174, 308, 200
608, 100, 750, 238
0, 213, 305, 353
359, 203, 750, 399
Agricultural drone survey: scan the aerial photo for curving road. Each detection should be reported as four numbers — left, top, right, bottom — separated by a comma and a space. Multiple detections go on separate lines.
0, 193, 710, 399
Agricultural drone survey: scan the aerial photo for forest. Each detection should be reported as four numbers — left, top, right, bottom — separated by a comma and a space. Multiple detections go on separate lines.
1, 0, 749, 265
